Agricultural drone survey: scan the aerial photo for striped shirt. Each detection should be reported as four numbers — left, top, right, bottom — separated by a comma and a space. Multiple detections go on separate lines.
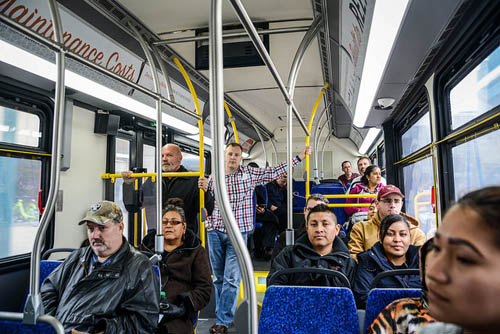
206, 157, 301, 233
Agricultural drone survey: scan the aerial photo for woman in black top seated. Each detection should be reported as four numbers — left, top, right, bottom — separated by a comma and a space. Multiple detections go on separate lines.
353, 214, 421, 308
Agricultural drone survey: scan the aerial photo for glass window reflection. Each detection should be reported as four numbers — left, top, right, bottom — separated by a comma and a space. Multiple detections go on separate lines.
450, 45, 500, 129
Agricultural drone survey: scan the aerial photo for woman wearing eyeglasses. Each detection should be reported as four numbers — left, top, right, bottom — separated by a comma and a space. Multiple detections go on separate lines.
140, 198, 212, 334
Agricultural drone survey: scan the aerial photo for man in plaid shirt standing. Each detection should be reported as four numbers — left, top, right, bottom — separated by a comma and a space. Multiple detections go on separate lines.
202, 142, 310, 334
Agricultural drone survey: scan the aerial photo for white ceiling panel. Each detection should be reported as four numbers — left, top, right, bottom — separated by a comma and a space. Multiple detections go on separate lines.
117, 0, 324, 136
228, 87, 326, 134
117, 0, 312, 33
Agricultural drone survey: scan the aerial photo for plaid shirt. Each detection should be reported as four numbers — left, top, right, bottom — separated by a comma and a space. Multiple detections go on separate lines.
206, 157, 301, 233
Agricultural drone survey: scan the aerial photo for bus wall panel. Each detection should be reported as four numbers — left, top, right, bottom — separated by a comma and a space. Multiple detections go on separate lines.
53, 106, 107, 251
0, 266, 29, 312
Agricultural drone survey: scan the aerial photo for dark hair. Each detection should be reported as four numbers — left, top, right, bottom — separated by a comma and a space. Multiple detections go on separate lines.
361, 165, 380, 185
379, 214, 410, 241
455, 186, 500, 247
370, 199, 378, 205
357, 156, 370, 165
225, 142, 243, 152
247, 162, 259, 168
162, 197, 186, 222
306, 204, 337, 224
419, 237, 435, 293
341, 160, 351, 168
306, 193, 329, 206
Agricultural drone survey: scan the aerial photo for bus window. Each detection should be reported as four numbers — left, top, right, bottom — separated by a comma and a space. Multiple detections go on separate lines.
142, 144, 157, 233
452, 130, 500, 200
450, 44, 500, 130
0, 106, 41, 147
0, 106, 43, 257
143, 144, 156, 173
403, 157, 436, 238
0, 156, 41, 258
401, 112, 431, 157
114, 138, 130, 238
182, 151, 202, 172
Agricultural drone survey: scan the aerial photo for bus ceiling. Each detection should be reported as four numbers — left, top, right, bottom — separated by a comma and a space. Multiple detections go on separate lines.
363, 0, 465, 128
0, 0, 379, 149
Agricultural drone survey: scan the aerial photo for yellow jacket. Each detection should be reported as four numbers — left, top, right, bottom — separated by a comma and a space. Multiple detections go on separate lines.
348, 212, 426, 261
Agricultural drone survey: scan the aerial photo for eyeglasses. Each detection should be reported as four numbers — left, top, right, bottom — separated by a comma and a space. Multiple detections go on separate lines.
162, 220, 183, 226
380, 198, 402, 204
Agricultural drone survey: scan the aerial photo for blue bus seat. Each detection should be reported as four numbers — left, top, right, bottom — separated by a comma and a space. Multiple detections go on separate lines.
292, 181, 315, 211
0, 321, 55, 334
0, 261, 63, 334
258, 286, 359, 334
364, 288, 422, 333
311, 184, 347, 225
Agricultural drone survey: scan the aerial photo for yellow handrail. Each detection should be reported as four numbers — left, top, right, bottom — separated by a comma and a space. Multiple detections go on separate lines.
173, 57, 206, 246
224, 101, 239, 144
323, 194, 378, 199
328, 203, 371, 208
414, 191, 431, 222
305, 83, 328, 199
102, 172, 201, 183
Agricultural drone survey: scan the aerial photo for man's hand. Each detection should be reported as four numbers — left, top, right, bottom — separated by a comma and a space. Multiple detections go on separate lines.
198, 176, 209, 192
256, 206, 265, 214
298, 146, 311, 160
270, 205, 278, 211
121, 170, 134, 184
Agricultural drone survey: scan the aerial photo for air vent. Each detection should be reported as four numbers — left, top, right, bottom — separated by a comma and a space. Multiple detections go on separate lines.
195, 23, 269, 70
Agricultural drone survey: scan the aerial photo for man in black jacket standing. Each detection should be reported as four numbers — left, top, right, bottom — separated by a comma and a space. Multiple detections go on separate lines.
267, 204, 356, 287
122, 143, 213, 234
41, 201, 160, 334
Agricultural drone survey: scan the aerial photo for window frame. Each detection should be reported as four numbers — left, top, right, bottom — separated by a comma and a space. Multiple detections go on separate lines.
0, 78, 54, 265
435, 15, 500, 209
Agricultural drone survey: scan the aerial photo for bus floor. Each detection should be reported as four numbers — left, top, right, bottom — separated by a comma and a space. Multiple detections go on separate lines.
196, 256, 271, 332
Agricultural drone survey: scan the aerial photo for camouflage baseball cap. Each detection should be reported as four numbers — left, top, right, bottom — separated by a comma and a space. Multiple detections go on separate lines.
78, 200, 123, 225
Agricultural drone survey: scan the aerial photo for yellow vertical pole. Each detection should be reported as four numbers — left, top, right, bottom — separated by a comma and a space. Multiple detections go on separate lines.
173, 57, 206, 246
306, 83, 328, 200
133, 178, 139, 246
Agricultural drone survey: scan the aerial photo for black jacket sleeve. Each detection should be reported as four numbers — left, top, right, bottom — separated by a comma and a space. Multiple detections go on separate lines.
97, 261, 160, 333
267, 247, 293, 286
353, 255, 374, 308
203, 190, 215, 217
40, 262, 66, 316
186, 247, 213, 313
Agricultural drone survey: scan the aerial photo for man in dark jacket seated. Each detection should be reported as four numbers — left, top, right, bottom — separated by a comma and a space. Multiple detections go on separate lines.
267, 204, 356, 287
41, 200, 160, 334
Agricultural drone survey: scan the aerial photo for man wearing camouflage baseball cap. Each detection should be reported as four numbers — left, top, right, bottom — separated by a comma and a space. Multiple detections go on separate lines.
78, 200, 124, 263
41, 200, 160, 333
